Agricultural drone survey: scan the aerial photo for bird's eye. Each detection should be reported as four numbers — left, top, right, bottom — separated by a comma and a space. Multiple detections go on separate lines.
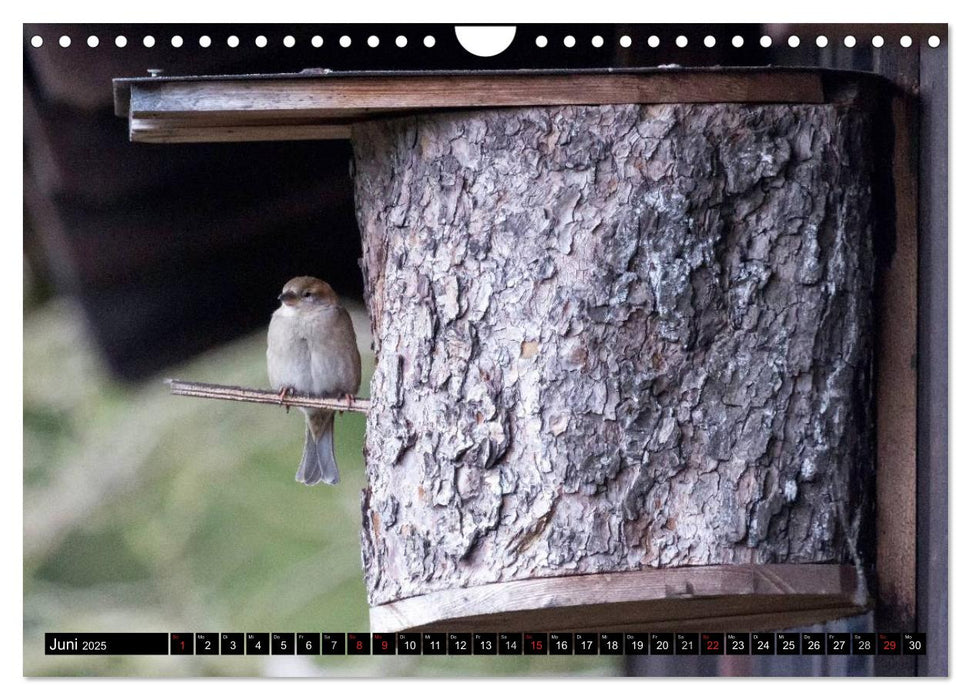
302, 291, 312, 298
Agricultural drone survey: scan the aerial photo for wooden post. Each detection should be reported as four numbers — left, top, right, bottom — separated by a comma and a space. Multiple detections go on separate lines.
351, 97, 878, 631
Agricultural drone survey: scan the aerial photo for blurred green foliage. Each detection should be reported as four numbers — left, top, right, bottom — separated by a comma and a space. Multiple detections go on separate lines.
23, 300, 617, 677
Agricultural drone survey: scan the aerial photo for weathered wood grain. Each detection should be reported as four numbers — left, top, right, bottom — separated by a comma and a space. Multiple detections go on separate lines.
874, 95, 918, 632
130, 118, 353, 143
369, 564, 864, 632
130, 72, 825, 116
123, 70, 826, 143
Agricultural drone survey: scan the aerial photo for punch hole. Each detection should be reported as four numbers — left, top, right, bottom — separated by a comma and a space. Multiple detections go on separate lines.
676, 35, 688, 48
59, 35, 71, 48
228, 35, 240, 48
87, 36, 98, 48
171, 35, 183, 48
731, 35, 743, 48
256, 35, 268, 48
872, 35, 884, 47
900, 35, 912, 47
648, 35, 660, 48
816, 35, 828, 48
115, 35, 127, 48
339, 35, 351, 48
143, 36, 155, 48
283, 35, 296, 48
395, 36, 407, 48
30, 35, 42, 48
619, 35, 632, 48
760, 35, 772, 47
592, 35, 604, 48
928, 35, 940, 47
844, 35, 856, 48
423, 35, 436, 48
454, 26, 513, 56
368, 35, 380, 48
564, 35, 576, 48
535, 35, 547, 48
788, 35, 800, 47
312, 36, 324, 48
704, 35, 716, 48
199, 35, 211, 48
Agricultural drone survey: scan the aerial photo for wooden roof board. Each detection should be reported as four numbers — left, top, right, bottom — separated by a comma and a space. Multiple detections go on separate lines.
113, 67, 896, 144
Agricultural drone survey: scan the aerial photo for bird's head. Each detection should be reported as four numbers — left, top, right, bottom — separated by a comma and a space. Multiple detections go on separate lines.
277, 276, 339, 309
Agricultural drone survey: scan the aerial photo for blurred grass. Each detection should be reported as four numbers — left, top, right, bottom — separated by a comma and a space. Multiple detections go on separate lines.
23, 298, 617, 677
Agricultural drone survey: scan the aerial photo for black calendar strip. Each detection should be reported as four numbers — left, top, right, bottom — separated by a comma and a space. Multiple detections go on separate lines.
45, 632, 927, 656
45, 633, 169, 655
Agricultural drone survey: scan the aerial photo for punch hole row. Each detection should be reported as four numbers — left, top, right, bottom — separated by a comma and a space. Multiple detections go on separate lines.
29, 33, 438, 49
531, 33, 941, 49
28, 33, 944, 51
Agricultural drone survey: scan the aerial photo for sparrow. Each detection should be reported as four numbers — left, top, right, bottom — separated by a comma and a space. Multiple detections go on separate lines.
267, 276, 361, 485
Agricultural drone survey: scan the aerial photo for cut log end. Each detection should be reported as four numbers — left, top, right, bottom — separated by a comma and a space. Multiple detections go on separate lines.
352, 100, 877, 627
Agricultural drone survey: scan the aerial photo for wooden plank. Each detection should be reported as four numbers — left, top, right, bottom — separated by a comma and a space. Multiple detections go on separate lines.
369, 564, 865, 633
874, 95, 918, 633
130, 118, 352, 143
131, 72, 826, 117
126, 70, 827, 143
380, 603, 868, 635
916, 40, 949, 679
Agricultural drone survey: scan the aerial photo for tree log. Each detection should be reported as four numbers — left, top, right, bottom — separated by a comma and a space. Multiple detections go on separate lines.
351, 102, 874, 628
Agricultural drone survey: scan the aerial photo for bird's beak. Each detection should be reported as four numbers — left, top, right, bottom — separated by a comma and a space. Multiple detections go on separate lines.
278, 291, 298, 304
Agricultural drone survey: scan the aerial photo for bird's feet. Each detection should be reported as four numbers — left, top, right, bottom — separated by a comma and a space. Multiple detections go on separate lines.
340, 392, 355, 413
277, 386, 295, 413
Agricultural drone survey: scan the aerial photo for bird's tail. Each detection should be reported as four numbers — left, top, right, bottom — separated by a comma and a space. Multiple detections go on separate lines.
296, 410, 339, 486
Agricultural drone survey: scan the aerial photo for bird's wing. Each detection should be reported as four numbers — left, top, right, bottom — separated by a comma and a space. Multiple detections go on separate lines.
309, 307, 362, 396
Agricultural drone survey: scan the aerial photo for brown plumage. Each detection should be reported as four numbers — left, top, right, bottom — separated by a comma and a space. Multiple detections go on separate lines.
266, 276, 361, 485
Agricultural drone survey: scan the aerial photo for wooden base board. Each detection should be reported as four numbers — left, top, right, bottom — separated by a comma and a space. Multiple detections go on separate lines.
369, 564, 866, 633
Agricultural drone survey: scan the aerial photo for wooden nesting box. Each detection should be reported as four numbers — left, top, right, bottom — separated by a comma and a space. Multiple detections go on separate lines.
115, 67, 916, 633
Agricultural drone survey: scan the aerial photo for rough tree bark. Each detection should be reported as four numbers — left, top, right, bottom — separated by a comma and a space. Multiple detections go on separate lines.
351, 103, 874, 620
